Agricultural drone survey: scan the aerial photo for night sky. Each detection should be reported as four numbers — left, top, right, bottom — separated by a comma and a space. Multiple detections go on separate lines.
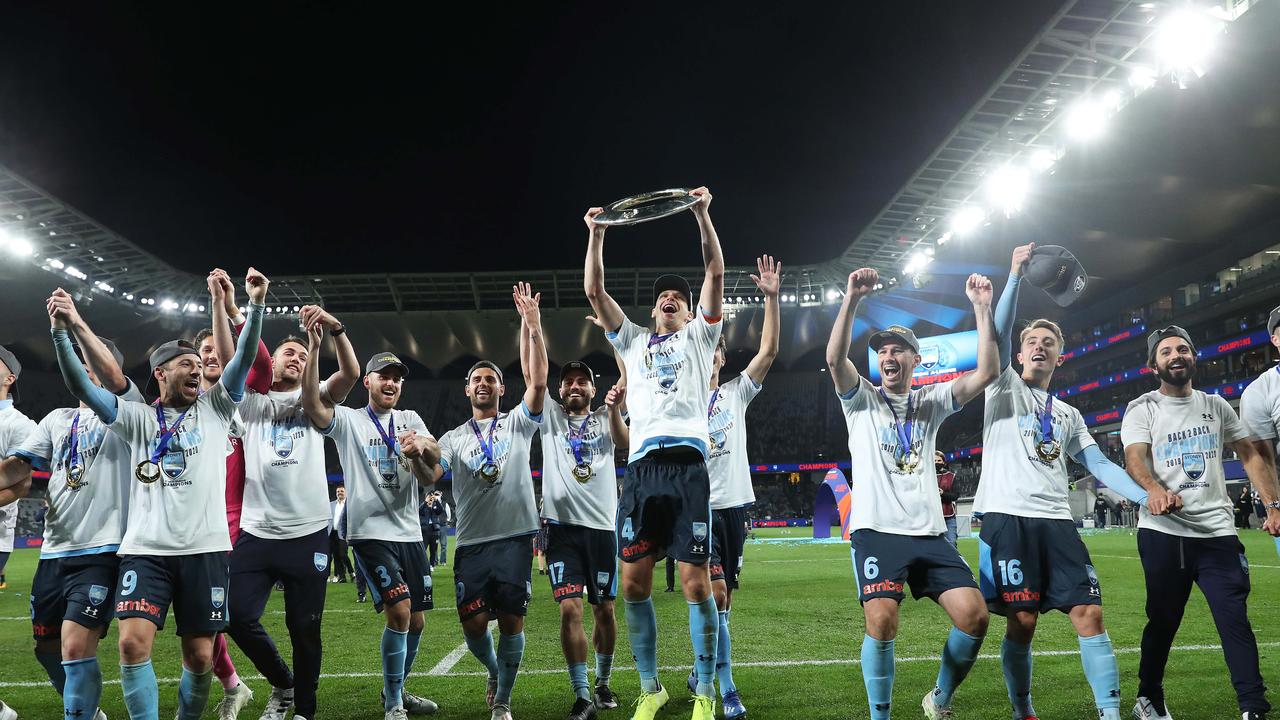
0, 2, 1062, 276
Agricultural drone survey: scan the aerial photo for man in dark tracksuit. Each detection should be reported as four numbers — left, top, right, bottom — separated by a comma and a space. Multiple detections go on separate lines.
419, 491, 443, 567
1121, 326, 1280, 720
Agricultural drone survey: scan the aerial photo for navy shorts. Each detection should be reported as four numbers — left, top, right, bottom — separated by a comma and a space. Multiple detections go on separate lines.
114, 553, 230, 635
31, 553, 120, 639
850, 529, 977, 603
454, 535, 534, 620
978, 512, 1101, 615
543, 523, 617, 605
352, 539, 433, 613
710, 506, 750, 589
618, 447, 712, 564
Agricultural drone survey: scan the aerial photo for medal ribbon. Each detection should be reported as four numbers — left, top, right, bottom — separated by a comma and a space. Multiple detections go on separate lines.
567, 413, 591, 467
1037, 394, 1055, 445
150, 402, 191, 465
878, 389, 915, 463
67, 412, 82, 473
366, 406, 400, 460
469, 416, 500, 466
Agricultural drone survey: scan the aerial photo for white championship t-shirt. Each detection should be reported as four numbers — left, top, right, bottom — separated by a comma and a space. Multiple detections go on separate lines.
0, 402, 38, 554
238, 383, 333, 539
539, 391, 617, 532
607, 315, 721, 463
974, 367, 1096, 519
325, 404, 430, 543
438, 403, 542, 547
838, 378, 960, 536
707, 373, 762, 510
15, 382, 145, 556
1121, 389, 1246, 538
1240, 365, 1280, 442
109, 382, 238, 555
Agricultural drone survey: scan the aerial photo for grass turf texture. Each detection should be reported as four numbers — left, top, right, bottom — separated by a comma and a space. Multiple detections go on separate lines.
0, 528, 1276, 719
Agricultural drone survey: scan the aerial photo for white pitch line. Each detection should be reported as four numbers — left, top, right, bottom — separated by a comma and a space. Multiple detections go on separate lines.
427, 619, 497, 676
1, 640, 1276, 688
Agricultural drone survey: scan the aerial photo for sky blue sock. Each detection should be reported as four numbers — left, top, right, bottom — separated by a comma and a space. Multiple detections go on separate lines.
1001, 636, 1034, 719
1079, 632, 1121, 714
382, 627, 408, 710
120, 660, 159, 720
36, 650, 66, 694
496, 632, 525, 706
595, 653, 613, 687
569, 662, 590, 700
861, 635, 895, 720
465, 630, 500, 677
625, 598, 660, 692
933, 627, 983, 709
176, 666, 212, 720
715, 610, 737, 698
62, 657, 102, 719
688, 598, 717, 697
404, 629, 422, 678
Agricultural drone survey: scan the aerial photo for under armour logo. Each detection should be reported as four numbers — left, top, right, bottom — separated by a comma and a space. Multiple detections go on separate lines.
1202, 413, 1215, 421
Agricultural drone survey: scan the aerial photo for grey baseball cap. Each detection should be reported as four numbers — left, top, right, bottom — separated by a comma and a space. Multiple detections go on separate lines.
1146, 325, 1196, 364
1025, 245, 1088, 307
1267, 305, 1280, 336
0, 344, 22, 404
149, 340, 199, 373
366, 352, 409, 377
869, 325, 921, 353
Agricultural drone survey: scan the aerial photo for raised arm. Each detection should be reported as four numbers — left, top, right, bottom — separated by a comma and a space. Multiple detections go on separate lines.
1232, 437, 1280, 535
47, 304, 118, 424
514, 282, 548, 415
950, 274, 999, 406
690, 187, 724, 320
605, 384, 629, 451
994, 243, 1033, 368
583, 207, 627, 333
47, 288, 129, 394
744, 255, 781, 385
222, 268, 268, 402
300, 305, 359, 403
825, 268, 877, 396
300, 323, 335, 430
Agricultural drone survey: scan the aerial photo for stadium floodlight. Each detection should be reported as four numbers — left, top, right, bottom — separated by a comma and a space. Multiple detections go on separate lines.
826, 288, 839, 301
161, 299, 179, 310
95, 281, 114, 293
985, 165, 1030, 216
1154, 7, 1220, 79
1129, 65, 1158, 92
1065, 98, 1107, 142
293, 305, 301, 312
1029, 148, 1057, 172
124, 293, 134, 300
46, 258, 65, 269
64, 266, 87, 280
949, 206, 986, 236
903, 251, 932, 275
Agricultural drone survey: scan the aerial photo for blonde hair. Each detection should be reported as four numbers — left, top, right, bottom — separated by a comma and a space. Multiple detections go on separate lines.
1019, 319, 1064, 347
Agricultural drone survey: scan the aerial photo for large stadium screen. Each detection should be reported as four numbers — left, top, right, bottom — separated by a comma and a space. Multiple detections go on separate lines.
866, 329, 978, 387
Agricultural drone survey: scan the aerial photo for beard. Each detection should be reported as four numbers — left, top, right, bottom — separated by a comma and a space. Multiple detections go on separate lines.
1156, 361, 1195, 387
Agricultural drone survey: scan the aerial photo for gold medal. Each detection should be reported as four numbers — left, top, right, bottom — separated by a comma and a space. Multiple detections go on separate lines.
1035, 439, 1062, 462
572, 462, 593, 483
896, 450, 921, 473
135, 460, 161, 484
479, 462, 501, 483
65, 464, 86, 489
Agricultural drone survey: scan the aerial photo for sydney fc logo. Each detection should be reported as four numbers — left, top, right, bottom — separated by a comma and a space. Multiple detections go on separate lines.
313, 553, 328, 572
273, 431, 294, 459
1181, 452, 1205, 481
211, 587, 226, 609
920, 345, 939, 370
160, 452, 186, 479
692, 522, 708, 542
88, 585, 108, 606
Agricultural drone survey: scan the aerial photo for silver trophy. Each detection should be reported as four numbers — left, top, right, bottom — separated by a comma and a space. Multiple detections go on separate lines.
593, 188, 699, 226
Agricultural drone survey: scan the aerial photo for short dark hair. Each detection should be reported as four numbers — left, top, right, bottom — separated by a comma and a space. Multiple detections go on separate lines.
194, 328, 214, 347
716, 335, 728, 356
274, 335, 308, 354
467, 360, 504, 384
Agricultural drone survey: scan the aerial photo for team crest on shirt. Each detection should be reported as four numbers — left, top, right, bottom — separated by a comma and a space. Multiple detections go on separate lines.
1181, 452, 1205, 480
919, 345, 939, 370
313, 553, 328, 572
211, 587, 226, 609
88, 585, 108, 606
160, 451, 187, 479
596, 572, 610, 589
692, 522, 708, 542
272, 429, 295, 459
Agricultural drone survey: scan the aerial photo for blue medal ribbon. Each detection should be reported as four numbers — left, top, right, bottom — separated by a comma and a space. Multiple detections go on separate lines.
567, 413, 591, 467
366, 405, 399, 459
469, 416, 500, 467
1037, 394, 1055, 445
150, 402, 191, 465
878, 388, 916, 466
67, 412, 82, 470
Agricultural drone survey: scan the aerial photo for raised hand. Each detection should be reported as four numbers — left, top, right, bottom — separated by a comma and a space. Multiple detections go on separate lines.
245, 267, 270, 305
846, 268, 878, 299
584, 207, 606, 236
690, 186, 712, 213
46, 288, 83, 330
512, 282, 541, 323
965, 273, 993, 306
305, 322, 323, 353
212, 268, 238, 315
300, 305, 341, 332
605, 384, 626, 408
207, 272, 225, 304
1010, 243, 1035, 276
750, 255, 781, 298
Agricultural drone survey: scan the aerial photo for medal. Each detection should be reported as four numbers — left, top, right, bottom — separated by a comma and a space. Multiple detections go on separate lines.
707, 388, 723, 451
139, 402, 190, 484
879, 388, 920, 472
1034, 394, 1061, 462
470, 415, 501, 483
65, 412, 86, 489
366, 406, 406, 477
572, 462, 593, 482
567, 412, 593, 482
645, 332, 673, 371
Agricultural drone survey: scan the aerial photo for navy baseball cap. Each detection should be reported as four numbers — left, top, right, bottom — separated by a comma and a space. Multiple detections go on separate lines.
559, 360, 595, 383
1025, 245, 1088, 307
653, 274, 693, 305
366, 352, 409, 377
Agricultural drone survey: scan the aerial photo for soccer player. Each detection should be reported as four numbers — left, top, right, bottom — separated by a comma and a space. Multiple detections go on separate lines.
538, 351, 628, 720
303, 329, 440, 719
582, 186, 724, 720
53, 269, 266, 720
1122, 325, 1279, 720
0, 299, 136, 720
1239, 304, 1280, 538
974, 244, 1151, 720
226, 301, 358, 720
0, 343, 37, 592
677, 254, 779, 719
426, 282, 548, 720
196, 268, 272, 718
825, 267, 997, 720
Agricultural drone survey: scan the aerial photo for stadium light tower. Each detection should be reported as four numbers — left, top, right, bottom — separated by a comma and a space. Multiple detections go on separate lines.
1154, 7, 1221, 80
949, 206, 986, 236
985, 165, 1030, 217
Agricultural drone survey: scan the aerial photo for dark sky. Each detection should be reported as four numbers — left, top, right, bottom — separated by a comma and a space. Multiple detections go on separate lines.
0, 2, 1061, 276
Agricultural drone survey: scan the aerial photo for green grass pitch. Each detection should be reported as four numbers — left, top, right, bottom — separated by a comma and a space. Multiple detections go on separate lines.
1, 528, 1276, 719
